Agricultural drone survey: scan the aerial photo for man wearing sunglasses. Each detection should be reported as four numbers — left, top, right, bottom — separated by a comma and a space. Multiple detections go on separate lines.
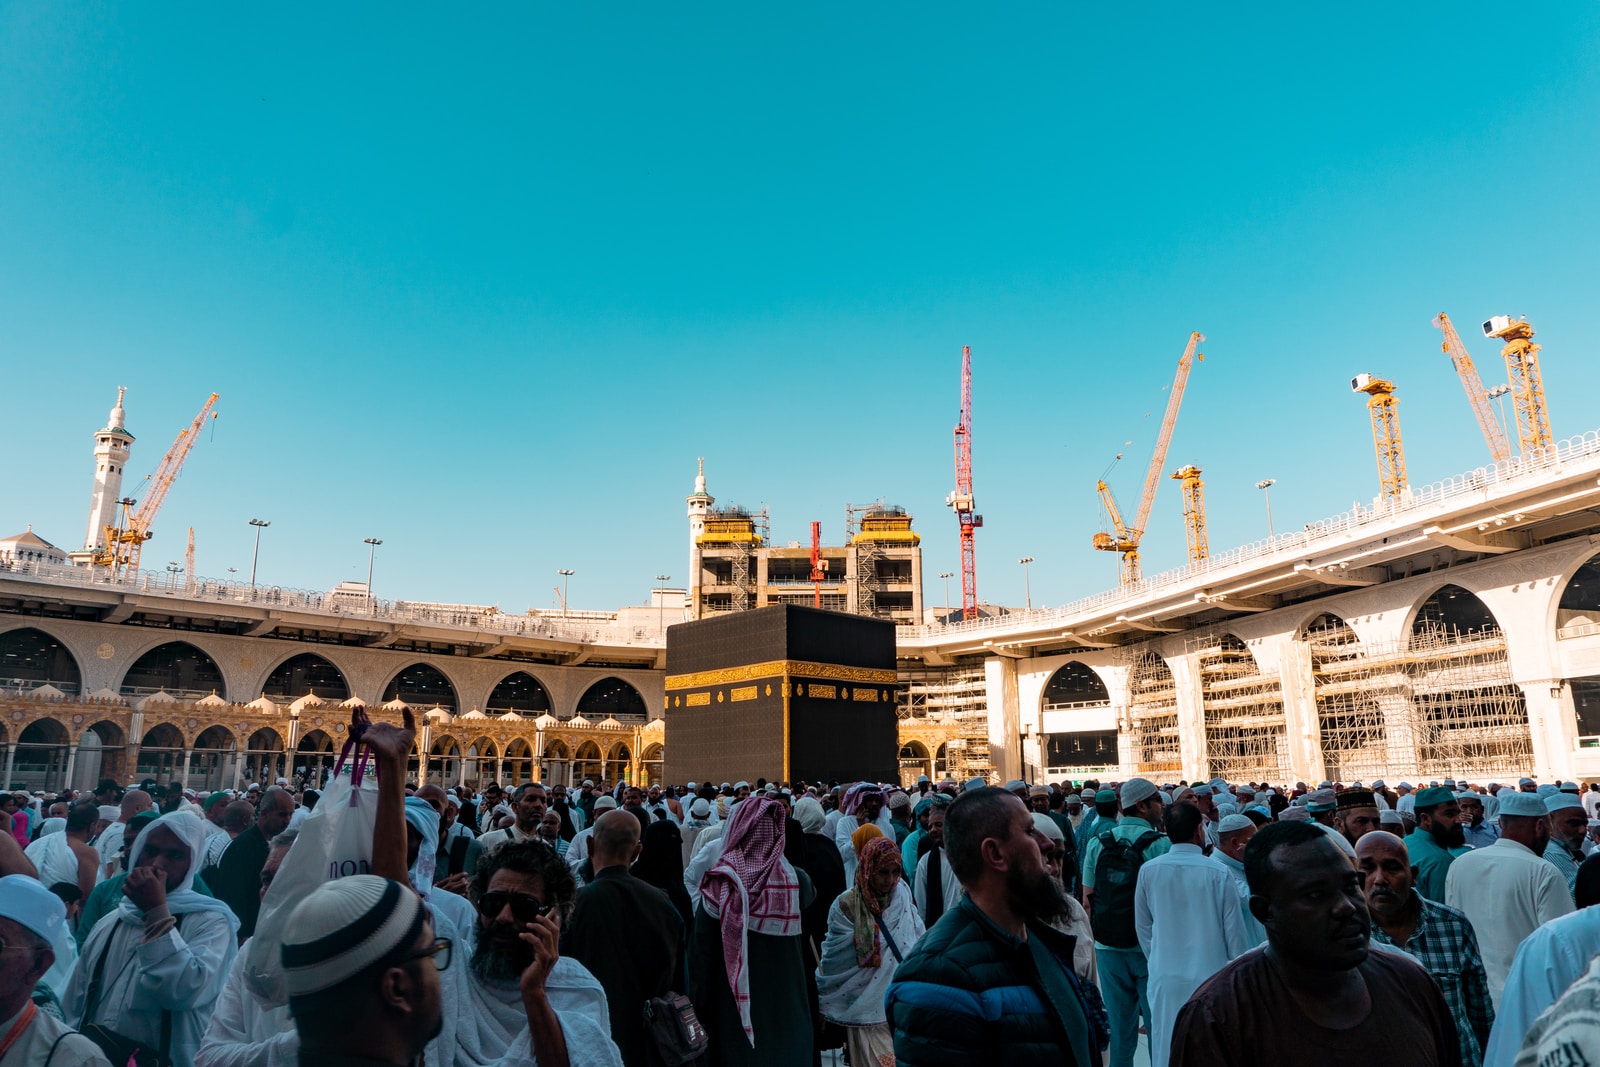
455, 841, 621, 1067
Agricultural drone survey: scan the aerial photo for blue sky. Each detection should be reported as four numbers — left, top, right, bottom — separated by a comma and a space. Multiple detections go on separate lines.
3, 5, 1598, 612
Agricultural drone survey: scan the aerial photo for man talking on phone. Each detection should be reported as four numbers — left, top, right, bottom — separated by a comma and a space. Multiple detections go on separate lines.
454, 840, 622, 1067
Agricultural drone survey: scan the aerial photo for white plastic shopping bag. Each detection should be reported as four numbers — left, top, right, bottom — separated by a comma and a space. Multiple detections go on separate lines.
244, 737, 380, 1005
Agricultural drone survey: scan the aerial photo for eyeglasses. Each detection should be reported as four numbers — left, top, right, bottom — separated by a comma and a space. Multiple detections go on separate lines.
476, 891, 552, 924
0, 933, 43, 957
399, 937, 452, 972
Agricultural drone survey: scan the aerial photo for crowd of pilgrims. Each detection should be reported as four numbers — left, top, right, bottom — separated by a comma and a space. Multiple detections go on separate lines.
4, 720, 1600, 1067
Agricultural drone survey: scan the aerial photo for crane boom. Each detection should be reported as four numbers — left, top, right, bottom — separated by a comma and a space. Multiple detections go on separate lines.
1091, 331, 1204, 584
945, 345, 981, 619
98, 392, 219, 578
1433, 313, 1510, 465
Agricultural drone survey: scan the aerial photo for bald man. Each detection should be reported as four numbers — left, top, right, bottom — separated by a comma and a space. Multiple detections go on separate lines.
95, 788, 154, 880
563, 809, 684, 1067
214, 786, 295, 936
1356, 831, 1493, 1066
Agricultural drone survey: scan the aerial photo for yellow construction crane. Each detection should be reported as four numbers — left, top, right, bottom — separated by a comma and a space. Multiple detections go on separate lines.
94, 393, 220, 579
1433, 312, 1511, 465
1352, 374, 1406, 503
1171, 465, 1208, 564
1094, 331, 1205, 584
1482, 315, 1554, 455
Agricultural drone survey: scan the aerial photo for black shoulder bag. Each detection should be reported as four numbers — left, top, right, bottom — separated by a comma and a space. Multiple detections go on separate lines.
80, 916, 181, 1067
643, 992, 709, 1067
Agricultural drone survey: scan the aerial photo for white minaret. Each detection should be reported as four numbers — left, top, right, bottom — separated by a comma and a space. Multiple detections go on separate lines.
73, 387, 135, 563
686, 458, 713, 618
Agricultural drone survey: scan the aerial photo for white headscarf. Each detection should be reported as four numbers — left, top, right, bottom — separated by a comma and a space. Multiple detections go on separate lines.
117, 811, 241, 929
404, 796, 440, 896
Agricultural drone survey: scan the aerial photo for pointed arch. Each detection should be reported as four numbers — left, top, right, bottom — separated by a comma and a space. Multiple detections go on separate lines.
573, 741, 603, 786
1041, 661, 1110, 708
504, 738, 536, 785
576, 677, 646, 718
136, 722, 186, 786
382, 663, 457, 713
13, 717, 72, 792
1127, 651, 1181, 777
487, 671, 552, 715
244, 727, 286, 787
1558, 552, 1600, 638
0, 626, 82, 694
1194, 632, 1287, 783
1410, 584, 1502, 643
82, 719, 129, 786
262, 653, 350, 702
121, 641, 226, 701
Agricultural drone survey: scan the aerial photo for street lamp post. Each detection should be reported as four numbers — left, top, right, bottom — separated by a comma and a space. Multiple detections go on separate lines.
166, 561, 182, 590
364, 538, 383, 608
558, 569, 574, 617
938, 571, 954, 624
655, 574, 670, 634
1018, 557, 1035, 610
248, 519, 270, 589
1255, 479, 1277, 538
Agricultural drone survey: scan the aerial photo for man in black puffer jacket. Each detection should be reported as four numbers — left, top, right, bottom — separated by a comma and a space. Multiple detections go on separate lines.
887, 787, 1107, 1067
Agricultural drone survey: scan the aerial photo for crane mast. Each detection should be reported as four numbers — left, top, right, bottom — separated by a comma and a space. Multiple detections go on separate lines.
1433, 313, 1510, 465
808, 520, 826, 609
1171, 465, 1209, 564
95, 392, 220, 579
1352, 374, 1407, 503
1483, 315, 1554, 455
945, 345, 981, 620
1092, 331, 1204, 584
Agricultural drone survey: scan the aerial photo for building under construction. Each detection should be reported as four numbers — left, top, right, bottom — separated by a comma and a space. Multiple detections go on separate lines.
685, 464, 922, 626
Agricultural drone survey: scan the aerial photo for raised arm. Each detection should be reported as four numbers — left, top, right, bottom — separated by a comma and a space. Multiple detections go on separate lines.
357, 706, 416, 885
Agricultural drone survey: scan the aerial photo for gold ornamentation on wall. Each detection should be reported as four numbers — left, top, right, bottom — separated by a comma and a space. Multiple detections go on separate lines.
731, 686, 758, 702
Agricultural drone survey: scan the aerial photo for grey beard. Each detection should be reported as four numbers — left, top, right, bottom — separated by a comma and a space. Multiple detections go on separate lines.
470, 926, 532, 983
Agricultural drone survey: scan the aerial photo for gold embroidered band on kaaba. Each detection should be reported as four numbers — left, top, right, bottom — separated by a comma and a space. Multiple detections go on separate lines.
664, 659, 898, 691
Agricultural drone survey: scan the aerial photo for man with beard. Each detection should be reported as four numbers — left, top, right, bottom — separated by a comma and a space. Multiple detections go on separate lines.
1135, 803, 1253, 1067
1168, 822, 1458, 1066
887, 787, 1102, 1067
1081, 778, 1169, 1067
1333, 787, 1382, 847
562, 810, 684, 1067
1544, 792, 1588, 900
1404, 786, 1470, 903
833, 785, 892, 882
279, 876, 445, 1067
911, 802, 962, 927
1357, 831, 1493, 1066
456, 839, 621, 1067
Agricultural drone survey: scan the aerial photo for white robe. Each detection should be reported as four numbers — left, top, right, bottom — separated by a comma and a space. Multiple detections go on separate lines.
1207, 851, 1267, 947
682, 829, 726, 910
833, 812, 897, 883
65, 908, 237, 1067
815, 883, 925, 1026
195, 938, 295, 1067
95, 821, 128, 881
1135, 844, 1254, 1067
25, 830, 83, 890
1481, 905, 1600, 1067
444, 939, 623, 1067
912, 848, 963, 926
1444, 837, 1575, 1006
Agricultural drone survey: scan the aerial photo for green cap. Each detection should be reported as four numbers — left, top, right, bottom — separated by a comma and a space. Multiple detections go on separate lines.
1094, 789, 1117, 804
1413, 785, 1455, 810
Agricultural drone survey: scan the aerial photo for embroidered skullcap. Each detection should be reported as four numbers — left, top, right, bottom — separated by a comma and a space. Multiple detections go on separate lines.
1499, 793, 1549, 818
1334, 788, 1376, 812
593, 795, 618, 812
1120, 778, 1158, 808
281, 876, 427, 997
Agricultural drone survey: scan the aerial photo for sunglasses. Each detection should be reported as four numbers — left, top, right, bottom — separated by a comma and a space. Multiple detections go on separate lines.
477, 891, 552, 923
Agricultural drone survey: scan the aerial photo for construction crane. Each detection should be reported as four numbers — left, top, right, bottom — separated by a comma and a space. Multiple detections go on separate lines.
1433, 312, 1511, 465
1093, 331, 1205, 585
1171, 465, 1209, 564
945, 345, 982, 620
94, 393, 220, 579
1352, 374, 1407, 503
808, 520, 827, 609
185, 527, 195, 591
1482, 315, 1554, 455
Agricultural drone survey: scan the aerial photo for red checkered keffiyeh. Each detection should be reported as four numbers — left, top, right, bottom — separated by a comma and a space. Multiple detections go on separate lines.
699, 796, 801, 1045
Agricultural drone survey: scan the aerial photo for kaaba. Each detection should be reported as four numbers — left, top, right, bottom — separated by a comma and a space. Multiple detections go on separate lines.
663, 605, 898, 785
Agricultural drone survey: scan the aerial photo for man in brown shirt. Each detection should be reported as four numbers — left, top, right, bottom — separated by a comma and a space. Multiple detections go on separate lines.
1170, 820, 1460, 1067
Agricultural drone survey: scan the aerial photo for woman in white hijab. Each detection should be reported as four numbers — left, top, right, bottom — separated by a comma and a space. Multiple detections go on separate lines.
64, 811, 240, 1067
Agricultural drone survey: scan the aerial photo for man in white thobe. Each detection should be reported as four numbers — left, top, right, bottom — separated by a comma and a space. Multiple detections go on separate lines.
1135, 802, 1253, 1067
1444, 791, 1574, 1006
1480, 903, 1600, 1067
833, 785, 895, 882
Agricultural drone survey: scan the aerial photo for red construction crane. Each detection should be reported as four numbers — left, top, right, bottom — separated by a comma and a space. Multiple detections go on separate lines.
945, 345, 982, 620
808, 520, 827, 609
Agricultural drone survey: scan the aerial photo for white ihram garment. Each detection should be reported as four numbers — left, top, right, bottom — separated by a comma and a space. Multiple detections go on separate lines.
1445, 837, 1575, 1006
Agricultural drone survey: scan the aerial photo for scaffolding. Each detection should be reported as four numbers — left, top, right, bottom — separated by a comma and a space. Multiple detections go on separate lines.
1189, 633, 1290, 784
1311, 617, 1533, 781
897, 665, 993, 781
1123, 650, 1183, 777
